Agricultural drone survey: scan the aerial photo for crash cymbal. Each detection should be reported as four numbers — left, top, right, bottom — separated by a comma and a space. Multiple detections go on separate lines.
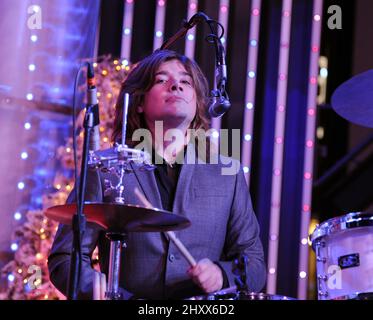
331, 69, 373, 128
45, 202, 190, 233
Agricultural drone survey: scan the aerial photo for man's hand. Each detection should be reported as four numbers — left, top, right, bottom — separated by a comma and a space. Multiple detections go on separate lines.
187, 258, 224, 293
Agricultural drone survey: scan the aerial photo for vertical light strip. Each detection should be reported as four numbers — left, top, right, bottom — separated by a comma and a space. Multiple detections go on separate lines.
266, 0, 293, 294
185, 0, 199, 59
211, 0, 230, 144
153, 0, 167, 51
241, 0, 262, 184
297, 0, 323, 300
120, 0, 135, 60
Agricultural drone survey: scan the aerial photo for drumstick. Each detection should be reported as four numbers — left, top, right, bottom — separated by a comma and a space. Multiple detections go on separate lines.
134, 187, 197, 267
93, 271, 101, 300
100, 272, 107, 300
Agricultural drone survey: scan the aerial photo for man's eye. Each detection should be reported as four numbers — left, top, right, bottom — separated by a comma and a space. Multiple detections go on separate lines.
155, 79, 167, 84
181, 80, 192, 85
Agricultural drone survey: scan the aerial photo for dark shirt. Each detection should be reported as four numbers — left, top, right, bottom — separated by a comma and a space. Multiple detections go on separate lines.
154, 161, 181, 212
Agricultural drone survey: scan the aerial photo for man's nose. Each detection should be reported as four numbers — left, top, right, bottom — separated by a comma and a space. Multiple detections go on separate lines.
170, 81, 183, 92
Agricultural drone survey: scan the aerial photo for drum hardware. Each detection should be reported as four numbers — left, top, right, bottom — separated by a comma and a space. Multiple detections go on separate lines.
318, 291, 329, 298
187, 287, 296, 300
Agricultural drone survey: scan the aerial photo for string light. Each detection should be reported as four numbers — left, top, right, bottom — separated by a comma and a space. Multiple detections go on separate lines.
30, 35, 38, 42
24, 122, 31, 130
21, 152, 28, 159
246, 102, 254, 109
28, 64, 36, 71
26, 93, 33, 101
101, 70, 108, 76
11, 243, 18, 251
14, 212, 22, 220
17, 182, 25, 190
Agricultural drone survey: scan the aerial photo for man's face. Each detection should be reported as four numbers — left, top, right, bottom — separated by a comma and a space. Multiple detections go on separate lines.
141, 59, 197, 129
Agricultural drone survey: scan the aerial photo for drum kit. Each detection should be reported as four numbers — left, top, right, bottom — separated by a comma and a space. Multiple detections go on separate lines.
309, 69, 373, 300
44, 69, 373, 300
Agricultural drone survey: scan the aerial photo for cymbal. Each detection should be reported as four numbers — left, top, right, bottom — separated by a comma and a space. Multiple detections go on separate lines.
331, 69, 373, 128
45, 203, 190, 233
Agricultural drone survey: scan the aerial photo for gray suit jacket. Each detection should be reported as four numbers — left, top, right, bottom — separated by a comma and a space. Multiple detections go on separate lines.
48, 155, 266, 299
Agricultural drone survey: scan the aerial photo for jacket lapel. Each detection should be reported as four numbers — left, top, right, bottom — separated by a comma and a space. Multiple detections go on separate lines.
129, 162, 163, 209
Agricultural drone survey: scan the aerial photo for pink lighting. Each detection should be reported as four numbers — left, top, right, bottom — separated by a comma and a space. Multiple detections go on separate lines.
252, 8, 260, 16
307, 108, 315, 116
275, 137, 283, 144
306, 140, 314, 148
302, 204, 310, 212
304, 172, 312, 180
190, 2, 197, 10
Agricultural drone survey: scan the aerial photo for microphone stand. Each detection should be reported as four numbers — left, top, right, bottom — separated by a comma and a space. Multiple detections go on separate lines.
67, 102, 99, 300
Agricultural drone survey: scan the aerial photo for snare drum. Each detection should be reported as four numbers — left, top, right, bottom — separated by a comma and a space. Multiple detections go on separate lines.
187, 287, 295, 300
310, 212, 373, 300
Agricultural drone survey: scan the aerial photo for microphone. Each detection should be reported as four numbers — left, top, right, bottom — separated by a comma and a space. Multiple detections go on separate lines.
208, 93, 231, 118
87, 63, 100, 151
208, 42, 231, 118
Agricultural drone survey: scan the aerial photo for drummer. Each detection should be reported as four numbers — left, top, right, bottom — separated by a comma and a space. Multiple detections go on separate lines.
48, 49, 266, 299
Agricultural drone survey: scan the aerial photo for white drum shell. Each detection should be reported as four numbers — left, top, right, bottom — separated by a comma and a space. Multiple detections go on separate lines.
312, 213, 373, 300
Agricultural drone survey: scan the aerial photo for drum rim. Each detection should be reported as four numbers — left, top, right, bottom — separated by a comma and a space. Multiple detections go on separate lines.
331, 291, 373, 300
310, 211, 373, 244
